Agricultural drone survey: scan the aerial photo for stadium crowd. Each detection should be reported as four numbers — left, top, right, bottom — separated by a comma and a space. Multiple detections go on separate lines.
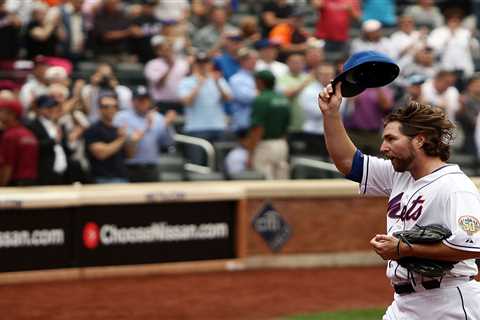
0, 0, 480, 186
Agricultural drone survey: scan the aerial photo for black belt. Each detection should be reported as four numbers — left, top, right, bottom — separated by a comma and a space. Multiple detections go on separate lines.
394, 276, 475, 295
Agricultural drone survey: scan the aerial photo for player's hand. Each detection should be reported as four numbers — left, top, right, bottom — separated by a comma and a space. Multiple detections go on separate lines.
370, 234, 403, 260
318, 81, 342, 116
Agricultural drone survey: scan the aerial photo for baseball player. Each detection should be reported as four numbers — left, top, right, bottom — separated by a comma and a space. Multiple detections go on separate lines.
319, 82, 480, 319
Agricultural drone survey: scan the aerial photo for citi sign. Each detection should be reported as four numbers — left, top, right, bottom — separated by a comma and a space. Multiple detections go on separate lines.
82, 221, 229, 249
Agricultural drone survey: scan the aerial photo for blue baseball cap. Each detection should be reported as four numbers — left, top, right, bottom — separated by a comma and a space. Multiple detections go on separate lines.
332, 51, 400, 97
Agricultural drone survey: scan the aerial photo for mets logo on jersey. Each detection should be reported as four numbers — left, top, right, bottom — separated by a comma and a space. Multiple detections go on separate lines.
458, 216, 480, 236
387, 192, 425, 221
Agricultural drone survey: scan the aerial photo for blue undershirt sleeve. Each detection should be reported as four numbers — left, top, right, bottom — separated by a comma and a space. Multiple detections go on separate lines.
345, 149, 364, 183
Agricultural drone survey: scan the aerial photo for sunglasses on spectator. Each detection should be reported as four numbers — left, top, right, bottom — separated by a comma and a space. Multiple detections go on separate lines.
99, 103, 118, 109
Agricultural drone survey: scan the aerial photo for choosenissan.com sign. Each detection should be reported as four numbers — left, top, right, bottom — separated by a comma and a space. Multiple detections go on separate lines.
75, 202, 237, 267
0, 208, 73, 272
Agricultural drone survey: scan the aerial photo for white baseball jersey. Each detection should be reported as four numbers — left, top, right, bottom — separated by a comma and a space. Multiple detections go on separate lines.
359, 155, 480, 283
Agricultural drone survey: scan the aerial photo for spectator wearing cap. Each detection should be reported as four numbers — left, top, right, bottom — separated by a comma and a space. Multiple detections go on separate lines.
254, 39, 288, 79
129, 0, 162, 64
55, 0, 87, 63
422, 70, 459, 122
350, 19, 394, 58
228, 48, 258, 131
19, 56, 50, 115
81, 63, 133, 122
0, 99, 38, 186
276, 53, 312, 132
212, 32, 243, 81
304, 42, 325, 72
92, 0, 133, 63
144, 35, 189, 114
158, 19, 190, 55
403, 0, 444, 30
312, 0, 361, 55
178, 52, 232, 166
268, 8, 310, 58
297, 63, 336, 157
0, 0, 22, 60
191, 6, 238, 56
427, 8, 476, 83
259, 0, 293, 38
457, 74, 480, 157
248, 70, 291, 179
395, 74, 427, 110
28, 95, 73, 185
83, 92, 141, 184
113, 85, 176, 182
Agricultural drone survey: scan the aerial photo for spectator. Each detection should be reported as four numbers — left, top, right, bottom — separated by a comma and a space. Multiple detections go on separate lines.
224, 128, 250, 177
297, 63, 336, 157
269, 8, 309, 58
56, 0, 87, 63
81, 63, 132, 122
403, 0, 444, 30
212, 33, 243, 81
113, 85, 176, 182
254, 39, 288, 79
5, 0, 36, 25
0, 99, 38, 186
238, 15, 261, 48
344, 87, 394, 156
304, 43, 325, 72
229, 48, 258, 131
24, 1, 62, 59
129, 0, 162, 64
83, 92, 139, 184
395, 74, 427, 110
427, 7, 477, 85
390, 15, 426, 61
457, 74, 480, 156
0, 0, 21, 60
49, 81, 90, 182
350, 19, 394, 58
19, 56, 50, 114
399, 45, 438, 83
178, 52, 232, 166
28, 95, 72, 185
277, 53, 312, 132
191, 6, 238, 56
259, 0, 293, 38
312, 0, 361, 55
93, 0, 133, 63
159, 19, 191, 56
145, 35, 190, 114
422, 70, 459, 122
248, 70, 290, 179
361, 0, 396, 27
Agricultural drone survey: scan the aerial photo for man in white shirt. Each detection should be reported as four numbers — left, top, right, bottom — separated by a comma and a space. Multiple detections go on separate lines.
254, 39, 288, 79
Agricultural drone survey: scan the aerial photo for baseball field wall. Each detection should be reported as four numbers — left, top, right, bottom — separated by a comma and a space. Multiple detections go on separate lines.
2, 179, 475, 283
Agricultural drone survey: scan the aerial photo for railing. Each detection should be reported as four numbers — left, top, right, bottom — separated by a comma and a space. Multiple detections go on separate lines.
290, 156, 339, 173
174, 134, 216, 174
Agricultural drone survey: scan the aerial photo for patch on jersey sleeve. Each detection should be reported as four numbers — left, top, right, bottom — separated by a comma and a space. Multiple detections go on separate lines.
458, 216, 480, 236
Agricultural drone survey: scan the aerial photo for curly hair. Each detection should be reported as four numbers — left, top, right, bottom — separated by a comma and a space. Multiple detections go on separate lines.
384, 101, 456, 161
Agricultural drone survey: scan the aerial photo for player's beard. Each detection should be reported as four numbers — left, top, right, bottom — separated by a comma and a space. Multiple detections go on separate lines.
390, 143, 416, 172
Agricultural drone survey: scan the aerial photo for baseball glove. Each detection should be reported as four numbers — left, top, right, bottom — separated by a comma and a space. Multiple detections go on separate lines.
393, 224, 457, 278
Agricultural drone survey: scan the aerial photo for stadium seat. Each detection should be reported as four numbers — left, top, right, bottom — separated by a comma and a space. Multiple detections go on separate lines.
115, 63, 146, 87
158, 153, 185, 181
229, 170, 265, 180
185, 172, 225, 181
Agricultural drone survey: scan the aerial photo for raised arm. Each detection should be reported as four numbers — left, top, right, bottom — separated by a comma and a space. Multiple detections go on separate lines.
318, 82, 357, 175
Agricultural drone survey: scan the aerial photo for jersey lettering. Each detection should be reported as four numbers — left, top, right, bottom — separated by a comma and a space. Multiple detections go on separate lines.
387, 193, 424, 222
